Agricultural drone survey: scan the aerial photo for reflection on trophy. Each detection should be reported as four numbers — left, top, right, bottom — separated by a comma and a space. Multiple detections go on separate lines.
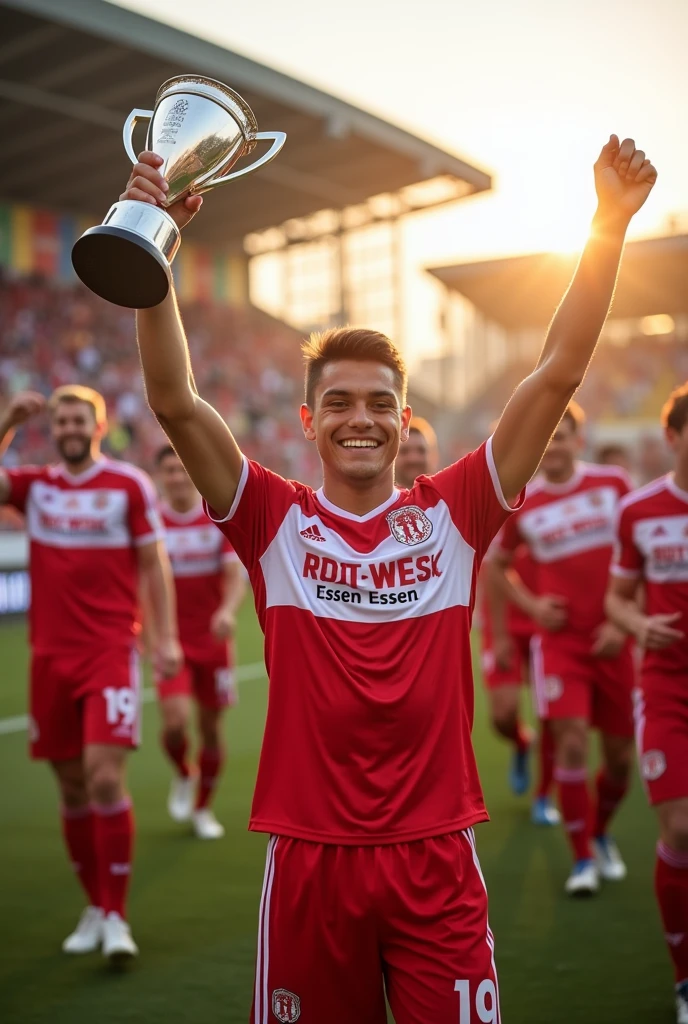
72, 76, 287, 309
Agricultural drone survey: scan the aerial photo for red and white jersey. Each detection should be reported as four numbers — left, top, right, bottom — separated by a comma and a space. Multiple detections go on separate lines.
611, 474, 688, 676
160, 501, 238, 659
206, 439, 522, 844
480, 544, 537, 644
498, 463, 632, 636
6, 458, 162, 654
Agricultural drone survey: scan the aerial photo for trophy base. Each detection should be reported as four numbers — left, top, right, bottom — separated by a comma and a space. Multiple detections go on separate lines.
72, 226, 172, 309
72, 201, 181, 309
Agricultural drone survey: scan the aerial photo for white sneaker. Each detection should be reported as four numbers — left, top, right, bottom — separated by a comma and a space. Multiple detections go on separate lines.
102, 912, 138, 961
564, 859, 600, 897
192, 808, 225, 840
592, 836, 627, 881
676, 982, 688, 1024
167, 775, 195, 822
62, 906, 104, 954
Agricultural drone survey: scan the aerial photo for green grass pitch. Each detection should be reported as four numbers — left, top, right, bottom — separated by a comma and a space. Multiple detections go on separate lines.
0, 607, 673, 1023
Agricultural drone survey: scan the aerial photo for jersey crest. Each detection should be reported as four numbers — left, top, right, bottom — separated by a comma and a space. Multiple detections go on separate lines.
386, 505, 433, 546
272, 988, 301, 1022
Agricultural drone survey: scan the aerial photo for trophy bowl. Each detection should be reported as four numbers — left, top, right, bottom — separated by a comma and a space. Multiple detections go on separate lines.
72, 76, 286, 309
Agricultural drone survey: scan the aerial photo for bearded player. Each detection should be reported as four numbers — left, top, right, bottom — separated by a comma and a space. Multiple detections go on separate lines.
489, 403, 635, 896
155, 445, 245, 839
0, 386, 181, 959
606, 384, 688, 1024
121, 136, 655, 1021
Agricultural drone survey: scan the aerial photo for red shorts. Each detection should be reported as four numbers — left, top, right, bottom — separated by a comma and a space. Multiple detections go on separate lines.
634, 678, 688, 806
252, 829, 500, 1024
481, 631, 532, 689
530, 633, 634, 736
30, 645, 142, 761
156, 644, 236, 711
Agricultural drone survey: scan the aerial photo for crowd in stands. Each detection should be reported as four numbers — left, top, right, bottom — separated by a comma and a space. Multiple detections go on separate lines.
0, 273, 320, 494
0, 274, 682, 532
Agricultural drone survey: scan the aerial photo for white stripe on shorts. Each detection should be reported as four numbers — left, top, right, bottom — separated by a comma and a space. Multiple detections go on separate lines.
529, 634, 547, 720
255, 836, 278, 1024
465, 828, 502, 1024
129, 647, 142, 747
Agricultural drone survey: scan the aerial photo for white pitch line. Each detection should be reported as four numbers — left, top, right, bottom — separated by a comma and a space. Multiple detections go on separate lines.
0, 660, 267, 737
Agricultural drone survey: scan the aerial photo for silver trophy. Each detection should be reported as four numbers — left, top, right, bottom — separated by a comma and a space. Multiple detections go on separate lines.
72, 76, 286, 308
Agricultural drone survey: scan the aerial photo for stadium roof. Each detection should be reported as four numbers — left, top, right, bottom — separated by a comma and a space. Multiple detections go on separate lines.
0, 0, 491, 249
428, 234, 688, 329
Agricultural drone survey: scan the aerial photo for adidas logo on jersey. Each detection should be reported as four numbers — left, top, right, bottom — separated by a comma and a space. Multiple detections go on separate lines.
300, 524, 326, 542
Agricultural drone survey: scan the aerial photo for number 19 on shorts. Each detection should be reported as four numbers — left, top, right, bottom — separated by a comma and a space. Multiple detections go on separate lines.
455, 979, 498, 1023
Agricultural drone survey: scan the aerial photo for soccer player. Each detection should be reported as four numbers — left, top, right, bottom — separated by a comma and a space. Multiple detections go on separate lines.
155, 444, 245, 839
481, 544, 559, 824
489, 403, 635, 895
0, 386, 181, 959
122, 135, 655, 1021
606, 384, 688, 1024
394, 417, 439, 488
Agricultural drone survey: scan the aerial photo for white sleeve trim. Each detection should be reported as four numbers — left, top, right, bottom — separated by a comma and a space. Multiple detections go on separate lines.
204, 456, 249, 524
485, 435, 522, 512
610, 564, 642, 579
133, 531, 160, 548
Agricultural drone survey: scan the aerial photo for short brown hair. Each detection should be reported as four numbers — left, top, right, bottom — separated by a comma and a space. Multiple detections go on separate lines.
560, 400, 586, 432
662, 383, 688, 433
49, 385, 107, 426
409, 416, 437, 448
302, 327, 407, 408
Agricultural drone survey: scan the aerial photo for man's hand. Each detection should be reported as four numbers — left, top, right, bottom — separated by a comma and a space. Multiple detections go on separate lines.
155, 636, 183, 678
210, 606, 236, 642
594, 135, 658, 222
590, 620, 627, 659
2, 390, 46, 429
121, 151, 203, 230
531, 594, 568, 632
635, 612, 684, 650
493, 633, 515, 671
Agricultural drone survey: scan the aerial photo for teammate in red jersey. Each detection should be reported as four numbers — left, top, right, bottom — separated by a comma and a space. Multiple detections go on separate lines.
480, 544, 559, 823
121, 135, 655, 1021
0, 385, 181, 960
490, 403, 635, 896
606, 384, 688, 1024
154, 445, 245, 840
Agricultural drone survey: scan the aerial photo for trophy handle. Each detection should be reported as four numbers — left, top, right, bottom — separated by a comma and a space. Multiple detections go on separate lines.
123, 108, 154, 165
200, 131, 287, 190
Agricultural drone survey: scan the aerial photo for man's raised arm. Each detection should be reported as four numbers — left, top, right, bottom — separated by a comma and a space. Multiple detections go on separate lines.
492, 136, 657, 504
124, 151, 243, 518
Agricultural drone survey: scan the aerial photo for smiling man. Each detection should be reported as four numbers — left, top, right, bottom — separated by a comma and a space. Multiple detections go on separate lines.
121, 134, 656, 1023
0, 385, 181, 960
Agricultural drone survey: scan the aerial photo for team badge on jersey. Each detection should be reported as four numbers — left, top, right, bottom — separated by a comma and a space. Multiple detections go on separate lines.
543, 675, 564, 702
93, 492, 110, 509
641, 749, 666, 781
272, 988, 301, 1022
386, 506, 432, 546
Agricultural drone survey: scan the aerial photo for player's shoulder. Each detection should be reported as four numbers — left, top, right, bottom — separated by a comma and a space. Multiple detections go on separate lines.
580, 461, 633, 489
95, 458, 156, 496
618, 475, 672, 516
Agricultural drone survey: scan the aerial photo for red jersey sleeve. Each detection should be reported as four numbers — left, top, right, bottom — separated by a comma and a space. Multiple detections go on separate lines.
428, 437, 525, 563
203, 458, 297, 571
611, 500, 643, 578
221, 535, 240, 563
126, 470, 164, 546
495, 514, 522, 555
4, 465, 44, 513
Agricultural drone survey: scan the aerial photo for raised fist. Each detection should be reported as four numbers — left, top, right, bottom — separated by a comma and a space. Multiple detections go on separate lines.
594, 136, 658, 221
3, 390, 46, 428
